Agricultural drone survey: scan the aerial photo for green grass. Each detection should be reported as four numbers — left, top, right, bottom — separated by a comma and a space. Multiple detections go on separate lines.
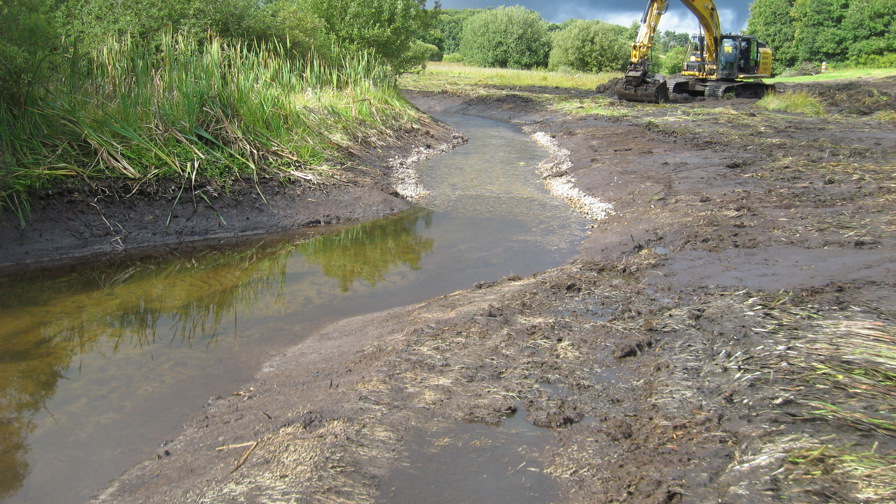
756, 90, 827, 116
401, 61, 620, 93
768, 67, 896, 83
0, 32, 420, 217
553, 96, 634, 118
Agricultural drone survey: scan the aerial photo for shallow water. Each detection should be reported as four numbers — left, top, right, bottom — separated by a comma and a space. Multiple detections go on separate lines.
0, 113, 589, 503
379, 403, 557, 504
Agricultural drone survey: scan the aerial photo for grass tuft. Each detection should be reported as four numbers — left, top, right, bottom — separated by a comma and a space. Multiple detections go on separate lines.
755, 91, 826, 116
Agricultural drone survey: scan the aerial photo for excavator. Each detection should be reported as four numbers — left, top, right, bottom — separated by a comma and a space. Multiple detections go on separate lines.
616, 0, 773, 103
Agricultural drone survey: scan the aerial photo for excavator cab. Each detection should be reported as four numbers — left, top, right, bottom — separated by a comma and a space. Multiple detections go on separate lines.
718, 35, 767, 79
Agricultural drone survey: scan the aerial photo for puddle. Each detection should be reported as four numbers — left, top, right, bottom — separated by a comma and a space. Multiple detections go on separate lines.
0, 113, 590, 503
379, 403, 556, 504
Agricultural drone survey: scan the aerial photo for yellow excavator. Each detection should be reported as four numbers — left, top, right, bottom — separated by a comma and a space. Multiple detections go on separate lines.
616, 0, 773, 102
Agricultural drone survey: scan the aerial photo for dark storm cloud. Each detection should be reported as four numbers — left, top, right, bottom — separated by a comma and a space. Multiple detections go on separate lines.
434, 0, 751, 32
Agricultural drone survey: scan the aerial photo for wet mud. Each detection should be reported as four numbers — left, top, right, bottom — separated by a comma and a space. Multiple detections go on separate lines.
30, 77, 896, 503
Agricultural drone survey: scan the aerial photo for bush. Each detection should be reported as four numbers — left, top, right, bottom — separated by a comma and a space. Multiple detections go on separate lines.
460, 6, 550, 69
442, 52, 464, 63
304, 0, 434, 73
849, 52, 896, 68
779, 61, 821, 78
417, 42, 442, 62
653, 46, 688, 75
548, 19, 629, 73
0, 0, 60, 110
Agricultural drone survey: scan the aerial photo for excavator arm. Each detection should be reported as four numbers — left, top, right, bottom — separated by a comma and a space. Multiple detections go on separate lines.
678, 0, 720, 77
616, 0, 722, 102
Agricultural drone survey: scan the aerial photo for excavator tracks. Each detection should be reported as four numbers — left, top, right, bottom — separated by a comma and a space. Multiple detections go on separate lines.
704, 80, 774, 99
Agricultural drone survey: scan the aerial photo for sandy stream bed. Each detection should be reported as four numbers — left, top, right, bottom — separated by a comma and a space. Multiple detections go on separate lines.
40, 79, 896, 503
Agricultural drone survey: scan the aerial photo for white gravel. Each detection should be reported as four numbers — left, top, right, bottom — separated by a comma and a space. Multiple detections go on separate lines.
529, 130, 615, 221
389, 131, 465, 201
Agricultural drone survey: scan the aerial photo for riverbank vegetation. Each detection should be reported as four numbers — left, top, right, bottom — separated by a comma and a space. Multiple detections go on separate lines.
0, 0, 436, 216
423, 3, 895, 77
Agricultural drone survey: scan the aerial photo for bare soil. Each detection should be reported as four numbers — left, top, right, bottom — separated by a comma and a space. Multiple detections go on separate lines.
86, 78, 896, 503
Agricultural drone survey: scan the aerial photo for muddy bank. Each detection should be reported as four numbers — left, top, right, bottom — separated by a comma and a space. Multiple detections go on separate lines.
0, 119, 463, 273
99, 82, 895, 503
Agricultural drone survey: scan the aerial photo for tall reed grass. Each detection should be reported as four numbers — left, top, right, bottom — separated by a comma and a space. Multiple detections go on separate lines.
0, 32, 419, 216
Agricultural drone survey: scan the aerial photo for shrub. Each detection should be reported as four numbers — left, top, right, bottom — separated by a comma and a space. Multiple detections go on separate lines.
460, 6, 550, 69
850, 52, 896, 68
304, 0, 434, 73
779, 61, 821, 78
547, 19, 629, 73
0, 0, 60, 110
653, 46, 688, 75
417, 42, 443, 62
442, 52, 464, 63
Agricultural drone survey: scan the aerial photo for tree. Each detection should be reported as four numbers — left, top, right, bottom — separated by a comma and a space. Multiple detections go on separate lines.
425, 9, 482, 55
460, 6, 550, 69
792, 0, 850, 64
263, 0, 331, 55
747, 0, 798, 69
843, 0, 896, 63
547, 19, 629, 73
304, 0, 435, 72
0, 0, 60, 109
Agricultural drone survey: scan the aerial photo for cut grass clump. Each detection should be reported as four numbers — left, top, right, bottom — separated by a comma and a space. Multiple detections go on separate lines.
0, 31, 420, 216
755, 91, 826, 116
554, 96, 633, 118
784, 445, 896, 502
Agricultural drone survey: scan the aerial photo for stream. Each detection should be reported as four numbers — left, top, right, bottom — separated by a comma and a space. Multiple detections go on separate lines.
0, 113, 590, 503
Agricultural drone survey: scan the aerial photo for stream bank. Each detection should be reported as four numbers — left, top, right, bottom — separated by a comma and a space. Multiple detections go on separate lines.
0, 118, 462, 272
91, 79, 896, 503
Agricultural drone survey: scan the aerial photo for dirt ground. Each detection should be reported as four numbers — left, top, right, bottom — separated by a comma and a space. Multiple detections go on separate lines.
84, 77, 896, 502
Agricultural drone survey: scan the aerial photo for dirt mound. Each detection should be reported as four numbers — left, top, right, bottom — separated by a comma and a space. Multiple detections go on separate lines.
778, 75, 896, 114
594, 79, 620, 98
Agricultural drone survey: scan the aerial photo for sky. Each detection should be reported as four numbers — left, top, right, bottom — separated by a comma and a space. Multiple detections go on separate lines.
433, 1, 752, 34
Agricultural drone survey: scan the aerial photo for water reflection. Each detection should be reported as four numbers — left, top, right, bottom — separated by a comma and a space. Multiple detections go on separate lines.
0, 113, 591, 504
0, 208, 435, 499
300, 208, 434, 292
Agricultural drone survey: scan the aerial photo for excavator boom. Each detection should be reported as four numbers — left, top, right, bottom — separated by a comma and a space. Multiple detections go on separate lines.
615, 0, 772, 103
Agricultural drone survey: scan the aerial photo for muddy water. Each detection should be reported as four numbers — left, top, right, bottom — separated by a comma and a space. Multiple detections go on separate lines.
0, 114, 589, 504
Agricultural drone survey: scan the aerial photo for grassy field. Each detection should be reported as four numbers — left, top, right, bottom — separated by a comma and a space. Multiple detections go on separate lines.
400, 61, 620, 93
0, 33, 420, 218
768, 67, 896, 83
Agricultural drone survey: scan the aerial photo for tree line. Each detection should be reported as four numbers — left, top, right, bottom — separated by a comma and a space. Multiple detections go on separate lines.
424, 2, 894, 75
422, 7, 689, 74
747, 0, 896, 72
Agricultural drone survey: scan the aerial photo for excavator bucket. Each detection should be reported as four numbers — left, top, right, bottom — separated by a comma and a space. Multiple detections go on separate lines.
615, 77, 670, 103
